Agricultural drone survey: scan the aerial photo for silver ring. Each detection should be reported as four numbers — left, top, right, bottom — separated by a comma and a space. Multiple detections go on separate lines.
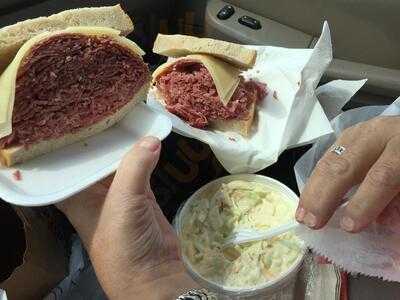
331, 145, 346, 156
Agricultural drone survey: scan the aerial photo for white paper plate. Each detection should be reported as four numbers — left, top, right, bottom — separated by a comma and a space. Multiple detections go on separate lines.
0, 103, 172, 206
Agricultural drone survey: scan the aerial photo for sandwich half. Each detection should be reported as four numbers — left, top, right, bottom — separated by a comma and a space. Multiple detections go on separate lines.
152, 36, 266, 136
0, 26, 150, 166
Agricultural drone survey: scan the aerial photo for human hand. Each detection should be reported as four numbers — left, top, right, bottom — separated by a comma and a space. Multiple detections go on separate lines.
57, 136, 197, 299
295, 116, 400, 233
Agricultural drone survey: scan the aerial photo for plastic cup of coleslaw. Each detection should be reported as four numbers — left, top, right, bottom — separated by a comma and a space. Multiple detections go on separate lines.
174, 174, 307, 299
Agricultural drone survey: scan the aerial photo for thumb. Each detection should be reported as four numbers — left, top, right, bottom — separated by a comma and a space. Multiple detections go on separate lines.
112, 136, 161, 197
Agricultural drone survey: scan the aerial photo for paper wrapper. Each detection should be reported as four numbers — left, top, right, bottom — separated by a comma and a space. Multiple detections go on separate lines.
148, 22, 342, 174
294, 97, 400, 281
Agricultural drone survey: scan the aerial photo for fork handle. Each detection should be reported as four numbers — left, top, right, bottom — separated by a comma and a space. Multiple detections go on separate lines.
225, 221, 300, 246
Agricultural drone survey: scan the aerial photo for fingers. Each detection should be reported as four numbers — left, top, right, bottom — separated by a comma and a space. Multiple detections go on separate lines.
296, 123, 386, 228
376, 194, 400, 225
112, 136, 161, 197
341, 136, 400, 232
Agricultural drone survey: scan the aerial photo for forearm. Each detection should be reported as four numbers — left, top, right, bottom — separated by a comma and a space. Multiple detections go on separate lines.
58, 191, 105, 249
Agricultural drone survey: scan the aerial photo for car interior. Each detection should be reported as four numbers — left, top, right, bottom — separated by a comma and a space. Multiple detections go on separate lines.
1, 0, 398, 105
0, 1, 399, 299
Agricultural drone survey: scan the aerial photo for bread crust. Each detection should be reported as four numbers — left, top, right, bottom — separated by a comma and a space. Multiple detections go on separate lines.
0, 5, 133, 74
209, 102, 255, 136
153, 34, 256, 70
0, 82, 150, 167
151, 86, 255, 137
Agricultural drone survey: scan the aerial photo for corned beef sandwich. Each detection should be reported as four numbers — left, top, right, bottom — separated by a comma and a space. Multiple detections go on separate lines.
151, 34, 267, 136
0, 6, 150, 166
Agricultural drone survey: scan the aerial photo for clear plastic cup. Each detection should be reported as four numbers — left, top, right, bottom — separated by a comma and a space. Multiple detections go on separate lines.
174, 174, 307, 299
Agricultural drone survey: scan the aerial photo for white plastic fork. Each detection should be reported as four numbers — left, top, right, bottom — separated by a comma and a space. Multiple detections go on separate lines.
224, 221, 300, 247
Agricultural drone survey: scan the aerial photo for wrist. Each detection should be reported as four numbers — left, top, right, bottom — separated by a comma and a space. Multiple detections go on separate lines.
57, 188, 105, 246
107, 260, 199, 300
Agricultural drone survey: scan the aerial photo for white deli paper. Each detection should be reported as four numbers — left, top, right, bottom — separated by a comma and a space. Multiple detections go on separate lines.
148, 22, 339, 174
294, 97, 400, 282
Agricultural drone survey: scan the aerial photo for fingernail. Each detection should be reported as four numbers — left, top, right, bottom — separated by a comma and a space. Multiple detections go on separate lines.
295, 207, 306, 222
139, 136, 160, 152
341, 216, 355, 231
303, 212, 318, 228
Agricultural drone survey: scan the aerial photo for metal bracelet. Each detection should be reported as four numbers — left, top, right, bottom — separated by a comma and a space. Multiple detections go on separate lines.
176, 288, 217, 300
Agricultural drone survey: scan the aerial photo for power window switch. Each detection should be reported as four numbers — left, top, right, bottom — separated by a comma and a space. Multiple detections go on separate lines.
217, 5, 235, 20
238, 15, 262, 30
